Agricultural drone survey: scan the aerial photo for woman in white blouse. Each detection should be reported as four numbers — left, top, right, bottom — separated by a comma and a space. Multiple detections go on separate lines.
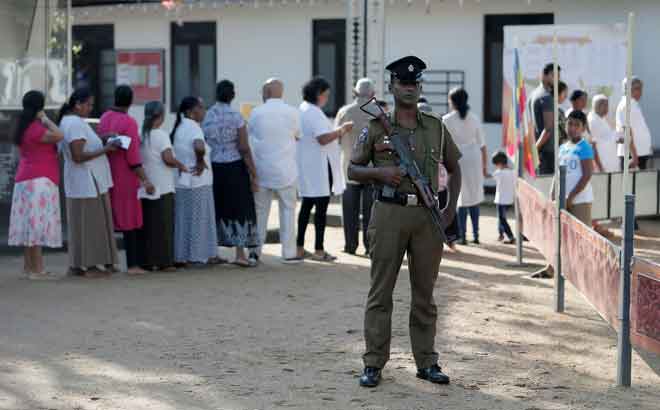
139, 101, 187, 271
59, 88, 121, 278
296, 77, 352, 261
442, 88, 488, 246
588, 94, 621, 173
171, 96, 222, 267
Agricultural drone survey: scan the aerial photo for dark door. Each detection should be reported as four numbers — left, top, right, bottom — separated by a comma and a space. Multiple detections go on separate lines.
72, 24, 115, 118
171, 22, 216, 111
313, 19, 346, 117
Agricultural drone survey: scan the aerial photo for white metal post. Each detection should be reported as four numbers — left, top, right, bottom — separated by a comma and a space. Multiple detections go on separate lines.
67, 0, 73, 97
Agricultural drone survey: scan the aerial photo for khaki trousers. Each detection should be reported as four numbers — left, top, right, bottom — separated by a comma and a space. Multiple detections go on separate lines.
567, 202, 592, 226
363, 200, 443, 369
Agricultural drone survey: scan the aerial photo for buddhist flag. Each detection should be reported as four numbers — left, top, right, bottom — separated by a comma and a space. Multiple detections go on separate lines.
507, 48, 539, 177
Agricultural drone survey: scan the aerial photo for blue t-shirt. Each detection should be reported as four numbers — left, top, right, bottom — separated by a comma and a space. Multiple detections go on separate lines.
559, 138, 594, 204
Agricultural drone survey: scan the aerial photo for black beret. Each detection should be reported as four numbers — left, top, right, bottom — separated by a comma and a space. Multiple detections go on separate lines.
386, 56, 427, 82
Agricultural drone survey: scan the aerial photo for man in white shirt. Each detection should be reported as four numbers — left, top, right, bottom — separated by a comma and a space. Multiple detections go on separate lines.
588, 94, 621, 173
248, 78, 302, 263
616, 77, 653, 170
335, 78, 375, 256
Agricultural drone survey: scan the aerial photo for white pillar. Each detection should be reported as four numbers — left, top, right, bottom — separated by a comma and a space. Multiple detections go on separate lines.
366, 0, 386, 98
346, 0, 365, 99
67, 0, 73, 97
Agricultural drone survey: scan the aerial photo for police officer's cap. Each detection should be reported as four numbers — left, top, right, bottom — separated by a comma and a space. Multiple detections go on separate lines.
386, 56, 427, 83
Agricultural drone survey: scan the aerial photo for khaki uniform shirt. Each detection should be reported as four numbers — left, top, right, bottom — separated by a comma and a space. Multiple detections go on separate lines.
351, 110, 461, 195
335, 100, 373, 184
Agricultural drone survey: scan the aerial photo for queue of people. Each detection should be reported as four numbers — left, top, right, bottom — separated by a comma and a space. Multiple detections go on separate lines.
8, 75, 357, 277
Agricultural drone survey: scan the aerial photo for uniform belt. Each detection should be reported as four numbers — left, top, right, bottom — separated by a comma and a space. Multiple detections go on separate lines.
376, 190, 424, 207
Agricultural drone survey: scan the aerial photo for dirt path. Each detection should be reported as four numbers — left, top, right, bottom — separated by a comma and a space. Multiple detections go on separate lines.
0, 209, 657, 410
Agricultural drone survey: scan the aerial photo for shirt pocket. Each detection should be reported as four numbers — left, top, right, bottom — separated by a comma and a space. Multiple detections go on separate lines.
372, 137, 397, 167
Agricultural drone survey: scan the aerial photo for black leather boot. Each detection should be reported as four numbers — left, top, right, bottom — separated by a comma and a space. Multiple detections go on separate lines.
416, 364, 450, 384
359, 367, 381, 387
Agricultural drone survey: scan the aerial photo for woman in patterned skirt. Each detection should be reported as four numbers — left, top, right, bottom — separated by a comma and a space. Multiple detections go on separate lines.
171, 96, 222, 266
8, 90, 64, 279
202, 80, 260, 267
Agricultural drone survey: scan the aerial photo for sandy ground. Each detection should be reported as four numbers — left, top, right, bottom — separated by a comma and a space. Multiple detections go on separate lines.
0, 207, 658, 410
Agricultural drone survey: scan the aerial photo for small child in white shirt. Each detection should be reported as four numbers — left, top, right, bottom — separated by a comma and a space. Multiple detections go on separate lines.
492, 151, 516, 244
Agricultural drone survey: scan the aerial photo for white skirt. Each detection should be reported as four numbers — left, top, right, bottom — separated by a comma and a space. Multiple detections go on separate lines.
457, 143, 485, 208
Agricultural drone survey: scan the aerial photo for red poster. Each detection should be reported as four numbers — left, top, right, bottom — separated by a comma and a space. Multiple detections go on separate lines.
115, 49, 165, 104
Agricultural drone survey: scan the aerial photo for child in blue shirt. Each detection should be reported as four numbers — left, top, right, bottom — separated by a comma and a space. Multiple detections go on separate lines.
559, 110, 594, 225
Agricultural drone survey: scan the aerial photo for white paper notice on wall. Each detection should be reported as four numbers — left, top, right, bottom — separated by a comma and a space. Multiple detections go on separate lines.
503, 24, 627, 123
148, 65, 160, 88
116, 64, 132, 86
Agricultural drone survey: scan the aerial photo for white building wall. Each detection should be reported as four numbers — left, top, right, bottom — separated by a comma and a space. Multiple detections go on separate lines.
76, 3, 345, 128
75, 0, 660, 153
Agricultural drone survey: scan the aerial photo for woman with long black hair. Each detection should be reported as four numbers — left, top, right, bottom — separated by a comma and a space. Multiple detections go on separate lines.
138, 101, 187, 271
442, 87, 488, 246
8, 90, 64, 279
59, 88, 121, 277
171, 96, 221, 266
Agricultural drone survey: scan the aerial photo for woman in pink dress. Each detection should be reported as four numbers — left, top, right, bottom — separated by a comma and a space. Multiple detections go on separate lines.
8, 90, 64, 279
97, 85, 155, 274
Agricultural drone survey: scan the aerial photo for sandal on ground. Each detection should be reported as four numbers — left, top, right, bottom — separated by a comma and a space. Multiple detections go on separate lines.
207, 257, 228, 265
310, 252, 337, 262
104, 265, 120, 273
28, 271, 60, 281
297, 249, 314, 259
159, 265, 178, 272
232, 259, 256, 268
68, 267, 85, 277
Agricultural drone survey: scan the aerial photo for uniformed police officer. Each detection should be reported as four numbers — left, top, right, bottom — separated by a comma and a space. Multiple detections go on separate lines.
348, 56, 462, 387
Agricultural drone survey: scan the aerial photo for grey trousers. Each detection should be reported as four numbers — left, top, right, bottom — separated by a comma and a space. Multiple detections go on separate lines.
342, 184, 374, 254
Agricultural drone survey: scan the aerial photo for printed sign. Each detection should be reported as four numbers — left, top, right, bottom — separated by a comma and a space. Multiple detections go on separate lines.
115, 50, 165, 104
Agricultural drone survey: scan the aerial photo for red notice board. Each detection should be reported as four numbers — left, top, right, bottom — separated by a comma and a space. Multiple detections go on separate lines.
115, 49, 165, 104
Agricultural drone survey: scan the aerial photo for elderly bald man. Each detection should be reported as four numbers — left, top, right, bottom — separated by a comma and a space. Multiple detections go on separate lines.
588, 94, 620, 173
248, 78, 303, 263
335, 78, 376, 256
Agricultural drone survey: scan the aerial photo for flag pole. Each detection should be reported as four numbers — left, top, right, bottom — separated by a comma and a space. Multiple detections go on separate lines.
552, 32, 565, 313
513, 38, 524, 265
